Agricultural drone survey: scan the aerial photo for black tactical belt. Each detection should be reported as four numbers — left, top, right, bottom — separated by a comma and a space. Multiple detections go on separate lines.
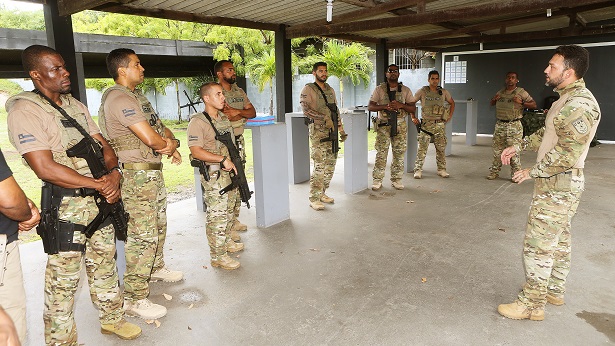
51, 185, 98, 198
497, 118, 522, 123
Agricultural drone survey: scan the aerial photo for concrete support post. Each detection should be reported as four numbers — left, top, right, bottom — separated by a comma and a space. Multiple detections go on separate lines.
446, 120, 453, 156
342, 111, 368, 194
193, 168, 206, 212
465, 100, 478, 146
251, 124, 290, 227
43, 0, 83, 103
275, 25, 293, 122
406, 116, 418, 173
285, 113, 310, 184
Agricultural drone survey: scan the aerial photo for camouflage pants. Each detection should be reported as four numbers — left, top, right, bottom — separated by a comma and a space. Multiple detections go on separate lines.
122, 169, 167, 301
490, 120, 523, 175
414, 121, 446, 172
309, 123, 338, 202
44, 196, 122, 345
373, 121, 407, 182
231, 134, 246, 220
517, 171, 584, 309
202, 171, 236, 260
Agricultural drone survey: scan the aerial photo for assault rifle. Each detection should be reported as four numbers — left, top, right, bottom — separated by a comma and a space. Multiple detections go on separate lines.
216, 131, 253, 208
67, 138, 129, 241
320, 103, 340, 153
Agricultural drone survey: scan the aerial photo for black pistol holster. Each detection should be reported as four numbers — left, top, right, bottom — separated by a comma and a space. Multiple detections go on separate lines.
37, 181, 99, 254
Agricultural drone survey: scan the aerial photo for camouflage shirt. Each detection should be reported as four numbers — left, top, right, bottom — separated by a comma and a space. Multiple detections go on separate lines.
518, 78, 601, 177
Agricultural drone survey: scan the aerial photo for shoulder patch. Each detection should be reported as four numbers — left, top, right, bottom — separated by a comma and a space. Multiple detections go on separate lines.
571, 117, 589, 134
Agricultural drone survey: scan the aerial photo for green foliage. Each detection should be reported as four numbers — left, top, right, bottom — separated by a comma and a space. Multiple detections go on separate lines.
0, 79, 23, 96
246, 48, 276, 115
84, 78, 115, 92
0, 7, 44, 30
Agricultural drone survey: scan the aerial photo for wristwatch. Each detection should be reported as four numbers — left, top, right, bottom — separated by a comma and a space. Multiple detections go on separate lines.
110, 166, 123, 177
173, 138, 180, 148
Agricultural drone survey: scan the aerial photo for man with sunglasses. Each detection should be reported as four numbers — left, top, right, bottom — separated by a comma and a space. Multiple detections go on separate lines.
99, 48, 183, 321
412, 70, 455, 179
368, 64, 415, 190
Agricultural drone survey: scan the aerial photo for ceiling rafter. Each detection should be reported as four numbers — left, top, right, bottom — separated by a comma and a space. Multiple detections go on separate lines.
92, 4, 279, 31
288, 0, 424, 32
388, 24, 615, 49
389, 1, 613, 47
286, 0, 609, 38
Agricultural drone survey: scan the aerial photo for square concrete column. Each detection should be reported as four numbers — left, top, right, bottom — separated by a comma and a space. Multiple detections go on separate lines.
342, 111, 368, 194
285, 113, 311, 184
465, 100, 478, 146
193, 167, 206, 211
406, 116, 418, 173
445, 120, 453, 156
251, 123, 290, 227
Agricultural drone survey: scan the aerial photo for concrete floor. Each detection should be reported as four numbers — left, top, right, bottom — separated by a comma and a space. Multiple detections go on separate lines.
20, 135, 615, 345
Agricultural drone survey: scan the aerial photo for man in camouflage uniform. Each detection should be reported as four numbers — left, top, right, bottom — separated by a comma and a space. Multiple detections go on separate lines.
99, 48, 183, 320
412, 70, 455, 179
300, 62, 345, 211
368, 64, 415, 190
214, 60, 256, 242
498, 45, 601, 321
6, 45, 141, 343
0, 147, 40, 345
188, 82, 243, 270
487, 72, 537, 180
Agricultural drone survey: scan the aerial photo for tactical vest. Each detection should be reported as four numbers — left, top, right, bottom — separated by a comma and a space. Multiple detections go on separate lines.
222, 84, 248, 136
377, 82, 407, 120
6, 92, 92, 176
306, 82, 336, 121
190, 112, 233, 159
98, 85, 165, 160
420, 86, 447, 121
495, 87, 524, 121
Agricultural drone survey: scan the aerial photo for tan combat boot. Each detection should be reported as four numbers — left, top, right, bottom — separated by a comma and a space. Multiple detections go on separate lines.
101, 319, 142, 340
150, 266, 184, 282
391, 181, 404, 190
413, 170, 422, 179
486, 172, 498, 180
437, 170, 450, 178
546, 293, 565, 306
310, 200, 325, 211
320, 194, 334, 204
211, 254, 241, 270
371, 181, 382, 190
497, 300, 544, 321
226, 239, 244, 253
231, 230, 241, 242
124, 298, 167, 320
231, 219, 248, 232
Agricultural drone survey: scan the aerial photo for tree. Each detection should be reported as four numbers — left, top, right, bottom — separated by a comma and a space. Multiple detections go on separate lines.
318, 40, 374, 108
246, 48, 276, 115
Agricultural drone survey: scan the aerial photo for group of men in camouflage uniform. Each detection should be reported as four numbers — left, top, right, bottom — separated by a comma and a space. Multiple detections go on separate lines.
4, 45, 254, 344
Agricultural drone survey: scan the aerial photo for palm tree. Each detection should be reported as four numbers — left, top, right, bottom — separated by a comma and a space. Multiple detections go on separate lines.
320, 40, 373, 108
246, 48, 276, 115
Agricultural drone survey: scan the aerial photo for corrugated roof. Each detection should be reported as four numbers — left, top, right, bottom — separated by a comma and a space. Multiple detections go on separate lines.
52, 0, 615, 50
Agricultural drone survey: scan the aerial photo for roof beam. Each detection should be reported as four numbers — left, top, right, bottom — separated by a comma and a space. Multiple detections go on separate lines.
288, 0, 424, 33
286, 0, 609, 38
337, 0, 377, 7
92, 4, 279, 31
57, 0, 125, 16
388, 24, 615, 49
390, 1, 613, 45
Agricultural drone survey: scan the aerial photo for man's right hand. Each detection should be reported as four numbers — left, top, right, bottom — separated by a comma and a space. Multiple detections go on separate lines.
501, 146, 517, 165
18, 199, 40, 232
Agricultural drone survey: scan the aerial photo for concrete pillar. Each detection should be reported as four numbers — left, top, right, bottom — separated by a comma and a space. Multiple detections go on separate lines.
465, 100, 478, 146
251, 123, 290, 227
286, 113, 310, 184
342, 111, 368, 194
406, 116, 418, 173
43, 0, 84, 103
275, 25, 292, 122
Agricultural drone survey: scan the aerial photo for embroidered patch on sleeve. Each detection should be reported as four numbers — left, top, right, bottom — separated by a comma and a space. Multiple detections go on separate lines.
571, 118, 589, 134
18, 133, 36, 144
122, 108, 136, 117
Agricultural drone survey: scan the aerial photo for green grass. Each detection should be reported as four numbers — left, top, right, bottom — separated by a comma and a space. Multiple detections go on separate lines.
1, 107, 375, 203
0, 80, 23, 96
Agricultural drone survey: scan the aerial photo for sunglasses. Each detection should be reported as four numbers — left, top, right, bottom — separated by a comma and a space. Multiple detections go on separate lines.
387, 69, 399, 73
